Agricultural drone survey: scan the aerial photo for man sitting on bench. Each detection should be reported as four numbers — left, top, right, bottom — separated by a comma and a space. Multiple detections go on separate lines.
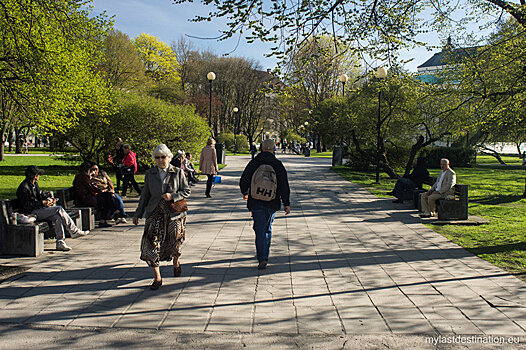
390, 157, 429, 203
16, 166, 89, 251
419, 158, 456, 218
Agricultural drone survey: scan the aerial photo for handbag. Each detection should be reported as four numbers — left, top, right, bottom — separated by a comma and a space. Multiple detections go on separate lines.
166, 173, 188, 213
213, 175, 221, 184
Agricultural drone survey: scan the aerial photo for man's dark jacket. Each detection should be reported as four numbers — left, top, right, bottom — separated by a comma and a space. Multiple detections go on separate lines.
404, 166, 430, 188
16, 179, 46, 214
239, 152, 290, 211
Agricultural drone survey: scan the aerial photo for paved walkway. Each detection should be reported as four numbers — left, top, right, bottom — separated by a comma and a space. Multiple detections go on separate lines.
1, 155, 526, 348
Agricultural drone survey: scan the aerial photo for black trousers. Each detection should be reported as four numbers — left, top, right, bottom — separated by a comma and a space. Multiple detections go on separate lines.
115, 168, 123, 191
122, 174, 141, 196
206, 174, 214, 196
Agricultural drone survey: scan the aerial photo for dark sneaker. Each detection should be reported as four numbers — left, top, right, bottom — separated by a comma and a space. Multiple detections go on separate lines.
150, 279, 162, 290
258, 260, 268, 270
99, 222, 112, 228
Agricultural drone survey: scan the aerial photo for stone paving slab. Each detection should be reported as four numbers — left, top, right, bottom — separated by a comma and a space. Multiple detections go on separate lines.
1, 154, 526, 348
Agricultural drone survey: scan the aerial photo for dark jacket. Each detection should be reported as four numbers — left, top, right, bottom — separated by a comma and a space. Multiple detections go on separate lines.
16, 179, 46, 214
405, 166, 430, 189
239, 152, 290, 211
114, 147, 125, 165
73, 171, 98, 207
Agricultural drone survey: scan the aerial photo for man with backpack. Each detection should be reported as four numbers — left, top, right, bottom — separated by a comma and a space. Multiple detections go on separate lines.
239, 138, 291, 270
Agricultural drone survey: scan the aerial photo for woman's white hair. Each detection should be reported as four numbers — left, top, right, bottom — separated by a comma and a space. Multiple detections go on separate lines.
152, 144, 173, 161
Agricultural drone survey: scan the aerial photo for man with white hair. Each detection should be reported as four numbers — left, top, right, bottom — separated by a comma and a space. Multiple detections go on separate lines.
239, 138, 291, 270
420, 158, 456, 218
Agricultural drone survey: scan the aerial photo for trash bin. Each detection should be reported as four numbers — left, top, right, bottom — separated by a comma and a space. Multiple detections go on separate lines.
332, 146, 342, 166
216, 143, 226, 164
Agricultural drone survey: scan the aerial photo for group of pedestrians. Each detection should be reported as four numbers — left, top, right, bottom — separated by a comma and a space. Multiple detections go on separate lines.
15, 137, 292, 291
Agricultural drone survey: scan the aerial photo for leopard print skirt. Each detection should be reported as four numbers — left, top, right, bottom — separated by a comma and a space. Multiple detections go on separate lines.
140, 200, 186, 267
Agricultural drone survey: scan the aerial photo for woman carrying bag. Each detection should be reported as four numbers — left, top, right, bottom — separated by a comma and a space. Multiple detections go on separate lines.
199, 138, 219, 198
133, 144, 191, 290
121, 144, 142, 197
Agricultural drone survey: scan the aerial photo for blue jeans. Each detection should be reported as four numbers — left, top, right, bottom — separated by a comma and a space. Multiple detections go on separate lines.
113, 194, 127, 218
251, 202, 276, 262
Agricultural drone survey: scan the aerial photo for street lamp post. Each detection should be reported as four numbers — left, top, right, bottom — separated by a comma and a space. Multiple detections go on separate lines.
207, 72, 216, 135
233, 107, 239, 154
339, 74, 348, 96
375, 67, 388, 183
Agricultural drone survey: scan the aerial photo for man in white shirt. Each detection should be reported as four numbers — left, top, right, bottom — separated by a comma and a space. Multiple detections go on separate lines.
420, 158, 456, 218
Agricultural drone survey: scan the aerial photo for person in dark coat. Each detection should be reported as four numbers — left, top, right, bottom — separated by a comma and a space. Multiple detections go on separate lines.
73, 162, 114, 228
391, 157, 430, 203
239, 138, 291, 270
17, 166, 88, 251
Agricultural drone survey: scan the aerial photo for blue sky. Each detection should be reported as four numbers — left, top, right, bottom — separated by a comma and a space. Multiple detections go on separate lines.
89, 0, 489, 72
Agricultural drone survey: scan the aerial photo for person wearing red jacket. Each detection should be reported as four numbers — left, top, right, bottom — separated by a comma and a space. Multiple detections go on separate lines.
121, 144, 142, 197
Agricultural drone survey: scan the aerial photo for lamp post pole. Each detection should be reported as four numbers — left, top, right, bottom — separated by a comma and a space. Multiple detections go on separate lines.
375, 67, 388, 183
207, 72, 216, 135
233, 107, 239, 154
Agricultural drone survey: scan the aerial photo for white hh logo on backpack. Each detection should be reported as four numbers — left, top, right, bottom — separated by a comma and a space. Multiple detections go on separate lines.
250, 164, 277, 201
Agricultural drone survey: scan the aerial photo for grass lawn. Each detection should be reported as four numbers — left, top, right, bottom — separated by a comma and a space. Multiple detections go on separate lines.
225, 150, 250, 156
310, 150, 332, 158
333, 160, 526, 280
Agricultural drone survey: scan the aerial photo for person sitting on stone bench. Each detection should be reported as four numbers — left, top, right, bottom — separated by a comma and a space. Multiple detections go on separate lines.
390, 157, 429, 204
16, 166, 89, 252
73, 162, 114, 228
419, 158, 456, 218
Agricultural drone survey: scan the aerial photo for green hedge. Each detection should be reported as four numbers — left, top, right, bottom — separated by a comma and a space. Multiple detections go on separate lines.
217, 133, 249, 152
419, 147, 476, 168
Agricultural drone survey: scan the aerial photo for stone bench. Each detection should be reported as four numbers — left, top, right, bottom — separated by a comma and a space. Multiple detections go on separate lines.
0, 199, 47, 257
0, 190, 85, 257
436, 184, 469, 220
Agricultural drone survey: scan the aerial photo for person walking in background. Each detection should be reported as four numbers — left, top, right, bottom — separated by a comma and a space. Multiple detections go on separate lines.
90, 164, 127, 224
73, 162, 114, 228
239, 138, 291, 270
390, 157, 430, 203
121, 144, 142, 197
17, 166, 89, 251
250, 142, 257, 159
133, 144, 191, 290
420, 158, 456, 218
200, 138, 218, 198
113, 138, 125, 194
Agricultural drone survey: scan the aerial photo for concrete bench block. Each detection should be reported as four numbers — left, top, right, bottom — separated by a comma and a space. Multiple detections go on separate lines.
3, 223, 45, 257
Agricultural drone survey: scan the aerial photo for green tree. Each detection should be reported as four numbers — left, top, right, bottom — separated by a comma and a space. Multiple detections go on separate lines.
134, 33, 184, 103
0, 0, 112, 161
172, 0, 526, 63
101, 30, 147, 91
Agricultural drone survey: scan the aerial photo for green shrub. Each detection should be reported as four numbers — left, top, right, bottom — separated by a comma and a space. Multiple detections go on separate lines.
216, 133, 235, 151
233, 134, 249, 152
420, 147, 476, 168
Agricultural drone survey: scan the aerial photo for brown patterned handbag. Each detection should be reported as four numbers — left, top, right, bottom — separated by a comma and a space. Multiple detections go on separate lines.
166, 172, 188, 213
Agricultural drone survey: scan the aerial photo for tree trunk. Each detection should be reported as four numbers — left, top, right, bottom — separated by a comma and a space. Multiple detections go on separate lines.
404, 136, 425, 176
481, 148, 506, 164
7, 129, 13, 152
316, 134, 321, 152
14, 128, 21, 154
0, 127, 6, 161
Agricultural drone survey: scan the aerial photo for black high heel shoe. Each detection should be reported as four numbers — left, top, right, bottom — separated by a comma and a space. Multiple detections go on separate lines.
150, 279, 162, 290
174, 265, 182, 277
